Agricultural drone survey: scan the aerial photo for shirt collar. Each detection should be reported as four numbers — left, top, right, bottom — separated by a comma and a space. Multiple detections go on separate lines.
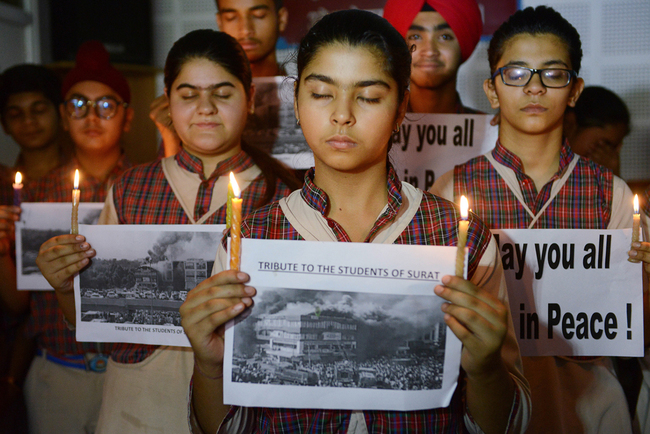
491, 138, 575, 178
300, 163, 403, 220
175, 147, 254, 181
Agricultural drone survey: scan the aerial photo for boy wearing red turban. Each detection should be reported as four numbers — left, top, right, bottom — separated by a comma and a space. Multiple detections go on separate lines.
383, 0, 483, 114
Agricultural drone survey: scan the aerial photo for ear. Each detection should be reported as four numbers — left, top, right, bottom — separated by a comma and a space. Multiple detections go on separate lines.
248, 83, 256, 115
566, 77, 584, 108
122, 107, 135, 133
277, 7, 288, 33
293, 80, 299, 123
59, 103, 70, 131
483, 78, 500, 109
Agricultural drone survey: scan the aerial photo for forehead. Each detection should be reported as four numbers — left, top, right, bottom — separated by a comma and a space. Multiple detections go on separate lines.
172, 58, 242, 88
499, 33, 572, 68
218, 0, 276, 12
410, 11, 450, 30
65, 81, 121, 100
5, 91, 52, 108
302, 44, 393, 85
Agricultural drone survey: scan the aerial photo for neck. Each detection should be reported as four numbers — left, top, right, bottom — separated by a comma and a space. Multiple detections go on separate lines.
184, 144, 242, 178
313, 160, 389, 242
249, 55, 282, 77
409, 79, 459, 113
75, 145, 122, 182
18, 141, 62, 181
498, 122, 564, 191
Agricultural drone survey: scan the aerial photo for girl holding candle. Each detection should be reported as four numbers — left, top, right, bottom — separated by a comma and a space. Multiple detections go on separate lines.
180, 10, 530, 434
36, 30, 299, 433
431, 7, 640, 433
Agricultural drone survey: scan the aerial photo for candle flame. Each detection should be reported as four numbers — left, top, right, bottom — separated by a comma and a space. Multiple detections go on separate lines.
634, 194, 639, 215
14, 172, 22, 185
460, 195, 469, 220
74, 169, 80, 189
229, 172, 240, 197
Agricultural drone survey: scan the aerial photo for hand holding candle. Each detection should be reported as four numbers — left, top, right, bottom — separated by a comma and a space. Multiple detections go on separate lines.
630, 194, 641, 263
455, 195, 469, 278
71, 169, 80, 235
13, 172, 23, 207
229, 172, 242, 271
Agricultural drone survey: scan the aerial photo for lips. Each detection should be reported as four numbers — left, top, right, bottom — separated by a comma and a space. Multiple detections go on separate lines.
521, 103, 546, 114
326, 135, 357, 150
82, 128, 103, 137
238, 39, 261, 51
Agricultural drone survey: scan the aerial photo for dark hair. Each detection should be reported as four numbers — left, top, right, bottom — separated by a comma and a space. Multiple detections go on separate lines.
164, 29, 252, 98
488, 6, 583, 75
0, 64, 62, 115
164, 29, 300, 203
216, 0, 283, 13
572, 86, 630, 132
295, 9, 411, 107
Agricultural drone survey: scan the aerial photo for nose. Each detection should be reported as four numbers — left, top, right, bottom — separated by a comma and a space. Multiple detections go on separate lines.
197, 93, 217, 114
330, 96, 355, 127
240, 15, 255, 37
524, 71, 546, 95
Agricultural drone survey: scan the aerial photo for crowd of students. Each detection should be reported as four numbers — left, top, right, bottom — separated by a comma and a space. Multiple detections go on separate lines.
0, 1, 648, 433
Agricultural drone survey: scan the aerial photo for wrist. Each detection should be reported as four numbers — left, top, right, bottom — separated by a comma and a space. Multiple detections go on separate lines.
194, 359, 223, 381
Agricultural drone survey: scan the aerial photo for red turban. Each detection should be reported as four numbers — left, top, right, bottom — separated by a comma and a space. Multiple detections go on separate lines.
383, 0, 483, 62
61, 40, 131, 103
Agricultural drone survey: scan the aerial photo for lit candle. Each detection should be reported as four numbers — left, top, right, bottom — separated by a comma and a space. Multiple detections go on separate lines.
455, 195, 469, 278
12, 172, 23, 207
71, 169, 80, 235
630, 194, 641, 263
229, 172, 242, 271
226, 176, 234, 230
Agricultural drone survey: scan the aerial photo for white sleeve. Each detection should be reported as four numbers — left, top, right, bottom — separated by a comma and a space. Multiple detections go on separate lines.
429, 169, 455, 200
607, 176, 634, 229
97, 186, 119, 225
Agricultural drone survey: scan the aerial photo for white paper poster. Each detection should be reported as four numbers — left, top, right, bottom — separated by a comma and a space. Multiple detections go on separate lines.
74, 224, 225, 347
224, 238, 462, 412
16, 202, 104, 290
492, 229, 643, 357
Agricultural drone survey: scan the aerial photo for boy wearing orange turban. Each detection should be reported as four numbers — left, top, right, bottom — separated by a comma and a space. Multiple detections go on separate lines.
384, 0, 483, 114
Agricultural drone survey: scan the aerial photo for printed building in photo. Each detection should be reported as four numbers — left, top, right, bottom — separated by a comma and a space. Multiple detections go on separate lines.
255, 312, 358, 363
184, 258, 209, 290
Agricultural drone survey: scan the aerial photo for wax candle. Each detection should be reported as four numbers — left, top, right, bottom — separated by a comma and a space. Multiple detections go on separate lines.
71, 169, 80, 235
12, 172, 23, 207
229, 173, 242, 271
629, 194, 641, 263
455, 195, 469, 278
226, 174, 234, 229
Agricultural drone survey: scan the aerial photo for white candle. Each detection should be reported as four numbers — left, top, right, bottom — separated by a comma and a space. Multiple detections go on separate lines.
13, 172, 23, 207
455, 195, 469, 278
71, 169, 80, 235
629, 194, 641, 263
229, 173, 242, 271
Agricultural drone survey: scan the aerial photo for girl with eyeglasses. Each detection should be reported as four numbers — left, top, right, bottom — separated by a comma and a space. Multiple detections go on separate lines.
181, 10, 530, 434
36, 30, 300, 433
431, 6, 639, 434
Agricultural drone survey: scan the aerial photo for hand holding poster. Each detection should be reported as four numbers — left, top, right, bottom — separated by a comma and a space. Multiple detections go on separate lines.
16, 202, 104, 290
224, 238, 462, 412
492, 229, 643, 357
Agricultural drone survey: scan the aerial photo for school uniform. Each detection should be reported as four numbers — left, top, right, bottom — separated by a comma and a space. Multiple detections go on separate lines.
23, 155, 130, 434
431, 140, 635, 434
95, 148, 294, 434
193, 164, 531, 434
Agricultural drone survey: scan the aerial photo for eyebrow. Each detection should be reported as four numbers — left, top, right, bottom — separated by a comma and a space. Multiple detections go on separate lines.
304, 74, 391, 90
219, 4, 271, 14
505, 59, 571, 68
175, 82, 236, 91
408, 23, 451, 33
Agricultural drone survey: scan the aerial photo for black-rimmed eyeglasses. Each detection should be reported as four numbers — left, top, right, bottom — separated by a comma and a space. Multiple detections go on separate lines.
64, 95, 129, 120
491, 66, 577, 88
